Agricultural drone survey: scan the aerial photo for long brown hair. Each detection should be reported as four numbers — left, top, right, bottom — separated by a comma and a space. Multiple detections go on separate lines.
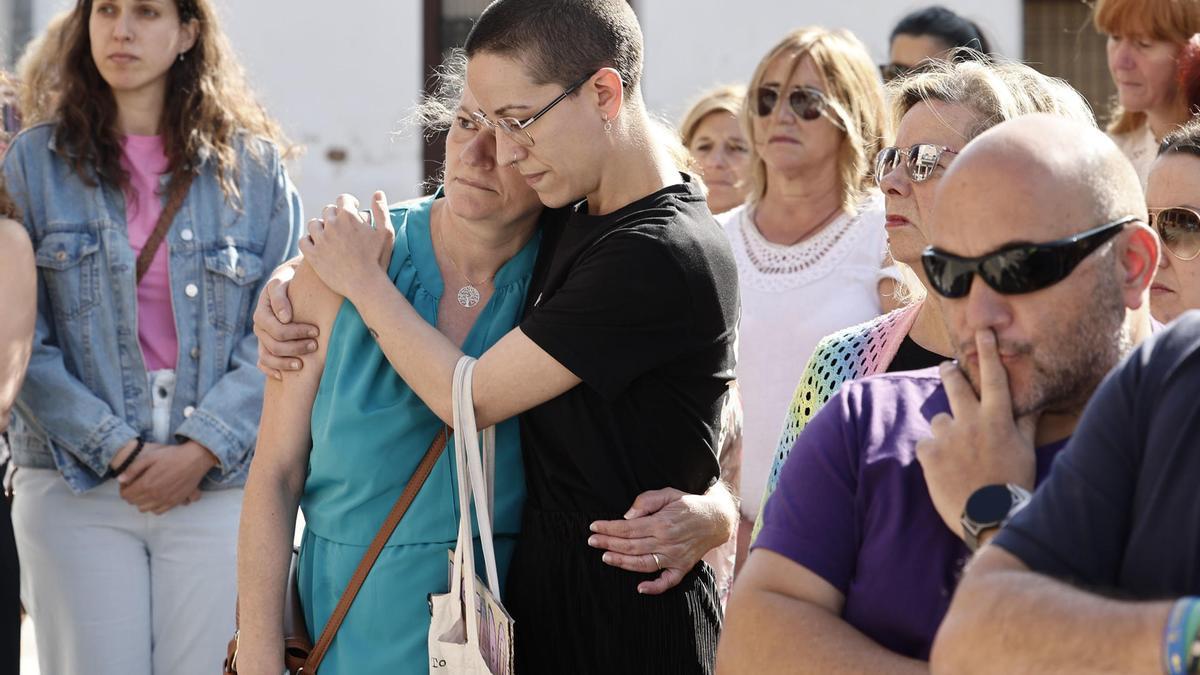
54, 0, 291, 204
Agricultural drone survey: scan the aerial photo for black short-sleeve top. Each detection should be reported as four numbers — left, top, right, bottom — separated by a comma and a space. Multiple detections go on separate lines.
994, 312, 1200, 597
518, 176, 740, 516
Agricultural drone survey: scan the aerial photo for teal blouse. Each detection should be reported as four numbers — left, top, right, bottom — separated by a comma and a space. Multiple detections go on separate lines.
297, 193, 539, 673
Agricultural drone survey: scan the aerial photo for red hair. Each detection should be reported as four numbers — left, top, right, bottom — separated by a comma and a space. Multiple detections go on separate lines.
1180, 34, 1200, 116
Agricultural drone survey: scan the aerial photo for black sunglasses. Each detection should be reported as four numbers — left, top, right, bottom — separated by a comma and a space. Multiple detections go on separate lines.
921, 216, 1139, 298
874, 144, 958, 185
1150, 207, 1200, 261
755, 85, 830, 122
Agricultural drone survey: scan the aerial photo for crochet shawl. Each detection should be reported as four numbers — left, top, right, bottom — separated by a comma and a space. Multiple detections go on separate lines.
751, 301, 923, 541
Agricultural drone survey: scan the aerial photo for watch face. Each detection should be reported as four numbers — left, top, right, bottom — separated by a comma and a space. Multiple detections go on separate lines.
965, 484, 1014, 526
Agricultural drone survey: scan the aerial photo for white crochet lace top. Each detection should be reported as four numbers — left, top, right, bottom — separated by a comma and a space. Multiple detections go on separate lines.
717, 192, 898, 518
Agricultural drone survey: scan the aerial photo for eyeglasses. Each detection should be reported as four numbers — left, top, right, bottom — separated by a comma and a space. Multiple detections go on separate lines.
471, 74, 592, 148
874, 144, 958, 186
754, 86, 842, 128
920, 215, 1138, 298
1150, 207, 1200, 261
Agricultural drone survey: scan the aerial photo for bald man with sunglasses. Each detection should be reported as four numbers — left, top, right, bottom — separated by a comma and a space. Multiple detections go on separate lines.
717, 113, 1158, 674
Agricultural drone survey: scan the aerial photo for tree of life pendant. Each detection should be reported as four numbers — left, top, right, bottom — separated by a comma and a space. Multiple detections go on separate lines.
457, 284, 481, 308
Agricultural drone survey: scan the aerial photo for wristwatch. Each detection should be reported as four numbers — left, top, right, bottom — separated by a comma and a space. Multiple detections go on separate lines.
960, 483, 1032, 552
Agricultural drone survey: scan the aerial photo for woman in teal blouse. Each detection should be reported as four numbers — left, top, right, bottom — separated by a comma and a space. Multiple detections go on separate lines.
238, 56, 739, 672
233, 79, 547, 673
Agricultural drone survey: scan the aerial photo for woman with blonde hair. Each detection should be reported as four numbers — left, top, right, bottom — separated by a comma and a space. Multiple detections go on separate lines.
2, 0, 301, 672
1094, 0, 1200, 185
716, 26, 897, 564
680, 84, 752, 215
15, 10, 72, 127
752, 53, 1097, 539
722, 55, 1095, 672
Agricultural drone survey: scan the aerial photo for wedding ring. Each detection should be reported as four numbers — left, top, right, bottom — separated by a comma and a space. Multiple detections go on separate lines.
651, 553, 662, 570
360, 209, 375, 228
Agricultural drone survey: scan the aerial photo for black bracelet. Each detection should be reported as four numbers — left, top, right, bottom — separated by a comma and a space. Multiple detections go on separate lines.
109, 438, 146, 478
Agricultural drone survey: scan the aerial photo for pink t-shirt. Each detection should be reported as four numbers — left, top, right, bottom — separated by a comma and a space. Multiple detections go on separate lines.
121, 134, 178, 371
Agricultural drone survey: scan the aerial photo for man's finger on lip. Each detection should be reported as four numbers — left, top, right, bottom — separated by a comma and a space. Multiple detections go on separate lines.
976, 329, 1016, 417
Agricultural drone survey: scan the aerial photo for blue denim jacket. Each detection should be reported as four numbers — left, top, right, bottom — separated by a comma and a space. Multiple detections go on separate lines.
2, 123, 302, 493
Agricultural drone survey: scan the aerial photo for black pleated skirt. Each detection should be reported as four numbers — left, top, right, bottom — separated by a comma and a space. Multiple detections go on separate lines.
505, 507, 722, 675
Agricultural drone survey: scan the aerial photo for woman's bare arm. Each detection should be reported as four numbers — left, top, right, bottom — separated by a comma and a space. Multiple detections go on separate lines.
234, 263, 341, 674
302, 193, 580, 429
718, 550, 928, 674
0, 220, 35, 433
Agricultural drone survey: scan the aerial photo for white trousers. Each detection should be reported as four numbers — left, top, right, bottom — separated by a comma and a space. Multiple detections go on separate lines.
12, 370, 244, 675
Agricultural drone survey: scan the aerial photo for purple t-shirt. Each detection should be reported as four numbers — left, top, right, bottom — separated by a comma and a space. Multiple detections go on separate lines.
754, 368, 1066, 660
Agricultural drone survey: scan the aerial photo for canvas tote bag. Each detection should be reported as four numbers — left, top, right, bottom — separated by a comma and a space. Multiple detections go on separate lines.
428, 356, 515, 675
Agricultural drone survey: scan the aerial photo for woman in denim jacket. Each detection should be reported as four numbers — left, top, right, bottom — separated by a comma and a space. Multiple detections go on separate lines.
1, 1, 301, 673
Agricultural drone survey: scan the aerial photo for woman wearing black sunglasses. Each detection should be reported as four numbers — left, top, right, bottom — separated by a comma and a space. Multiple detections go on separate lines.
715, 26, 897, 566
1147, 118, 1200, 323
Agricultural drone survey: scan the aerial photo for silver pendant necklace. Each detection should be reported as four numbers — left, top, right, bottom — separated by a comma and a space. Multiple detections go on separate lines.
439, 220, 493, 308
456, 283, 482, 308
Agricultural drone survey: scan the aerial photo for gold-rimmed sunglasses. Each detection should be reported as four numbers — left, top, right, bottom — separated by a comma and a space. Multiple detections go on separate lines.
1150, 206, 1200, 261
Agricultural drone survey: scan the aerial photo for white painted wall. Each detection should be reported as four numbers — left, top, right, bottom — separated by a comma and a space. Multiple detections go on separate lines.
217, 0, 425, 211
23, 0, 426, 212
19, 0, 1023, 208
637, 0, 1023, 123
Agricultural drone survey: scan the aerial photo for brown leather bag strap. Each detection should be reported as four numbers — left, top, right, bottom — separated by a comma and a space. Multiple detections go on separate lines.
135, 172, 194, 284
303, 426, 449, 672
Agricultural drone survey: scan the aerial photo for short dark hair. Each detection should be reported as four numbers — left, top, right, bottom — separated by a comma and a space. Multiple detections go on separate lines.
1159, 117, 1200, 159
890, 5, 991, 55
464, 0, 644, 91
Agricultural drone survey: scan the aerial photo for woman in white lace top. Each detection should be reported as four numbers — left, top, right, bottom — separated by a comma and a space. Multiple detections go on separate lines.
716, 27, 897, 564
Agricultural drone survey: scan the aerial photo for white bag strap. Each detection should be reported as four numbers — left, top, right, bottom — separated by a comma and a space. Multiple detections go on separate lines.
447, 358, 473, 627
448, 355, 504, 649
453, 356, 502, 597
